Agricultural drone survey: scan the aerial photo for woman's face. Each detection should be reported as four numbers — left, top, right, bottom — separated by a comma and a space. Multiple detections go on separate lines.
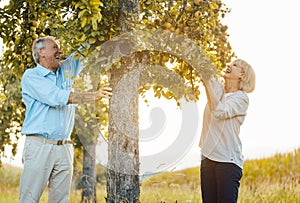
223, 60, 243, 81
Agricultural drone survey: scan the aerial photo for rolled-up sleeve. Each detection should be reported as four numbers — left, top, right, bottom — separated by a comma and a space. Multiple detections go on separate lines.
204, 77, 224, 111
213, 92, 249, 120
22, 71, 71, 107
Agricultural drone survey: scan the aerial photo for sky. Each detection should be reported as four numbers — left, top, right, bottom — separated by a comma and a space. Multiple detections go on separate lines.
220, 0, 300, 158
1, 0, 300, 170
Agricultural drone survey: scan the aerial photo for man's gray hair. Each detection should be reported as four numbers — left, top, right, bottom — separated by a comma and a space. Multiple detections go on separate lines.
32, 36, 56, 64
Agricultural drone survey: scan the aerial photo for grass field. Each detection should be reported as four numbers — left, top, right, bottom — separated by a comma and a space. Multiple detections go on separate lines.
1, 148, 299, 202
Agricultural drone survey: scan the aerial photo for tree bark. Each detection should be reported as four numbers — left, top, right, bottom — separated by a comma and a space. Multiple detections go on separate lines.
106, 0, 141, 202
81, 144, 97, 203
106, 56, 141, 202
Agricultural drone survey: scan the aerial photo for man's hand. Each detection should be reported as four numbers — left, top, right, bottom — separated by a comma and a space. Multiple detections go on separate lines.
68, 85, 112, 104
95, 85, 112, 100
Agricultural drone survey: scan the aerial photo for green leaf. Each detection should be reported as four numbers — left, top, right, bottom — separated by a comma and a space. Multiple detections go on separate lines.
209, 3, 219, 10
0, 94, 7, 101
88, 37, 96, 44
81, 18, 87, 28
92, 19, 98, 30
78, 9, 88, 18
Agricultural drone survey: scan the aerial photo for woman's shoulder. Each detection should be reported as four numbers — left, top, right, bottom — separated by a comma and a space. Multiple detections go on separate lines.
234, 90, 249, 103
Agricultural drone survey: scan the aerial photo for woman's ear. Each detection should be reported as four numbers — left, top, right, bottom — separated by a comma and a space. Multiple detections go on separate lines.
239, 72, 246, 81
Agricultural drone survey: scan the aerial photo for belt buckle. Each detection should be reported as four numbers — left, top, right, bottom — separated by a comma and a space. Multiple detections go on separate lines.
57, 140, 63, 145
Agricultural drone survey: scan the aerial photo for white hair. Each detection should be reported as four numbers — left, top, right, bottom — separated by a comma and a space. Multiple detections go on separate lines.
32, 36, 56, 64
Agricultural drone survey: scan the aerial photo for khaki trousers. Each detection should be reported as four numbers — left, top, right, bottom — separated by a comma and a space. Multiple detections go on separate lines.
19, 137, 74, 203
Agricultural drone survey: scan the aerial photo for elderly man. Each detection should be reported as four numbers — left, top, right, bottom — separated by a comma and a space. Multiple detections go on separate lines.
19, 36, 111, 203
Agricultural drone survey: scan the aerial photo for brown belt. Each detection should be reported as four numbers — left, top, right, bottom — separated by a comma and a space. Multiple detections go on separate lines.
26, 135, 75, 145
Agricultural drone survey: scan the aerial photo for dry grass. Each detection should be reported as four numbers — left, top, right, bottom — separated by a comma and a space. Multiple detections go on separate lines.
1, 148, 299, 202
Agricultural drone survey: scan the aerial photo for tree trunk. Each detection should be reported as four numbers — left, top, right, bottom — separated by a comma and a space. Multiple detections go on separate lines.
81, 144, 97, 203
106, 58, 141, 202
106, 0, 141, 202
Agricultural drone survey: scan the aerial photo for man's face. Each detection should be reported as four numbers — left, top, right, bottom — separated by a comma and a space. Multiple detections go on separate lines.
39, 39, 63, 70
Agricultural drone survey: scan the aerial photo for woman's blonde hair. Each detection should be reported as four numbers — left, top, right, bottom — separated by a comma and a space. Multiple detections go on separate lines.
235, 59, 256, 93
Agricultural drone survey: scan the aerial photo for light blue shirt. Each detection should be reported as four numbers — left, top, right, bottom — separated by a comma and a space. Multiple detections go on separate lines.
21, 54, 84, 140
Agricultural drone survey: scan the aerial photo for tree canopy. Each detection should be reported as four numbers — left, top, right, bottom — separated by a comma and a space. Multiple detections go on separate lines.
0, 0, 234, 165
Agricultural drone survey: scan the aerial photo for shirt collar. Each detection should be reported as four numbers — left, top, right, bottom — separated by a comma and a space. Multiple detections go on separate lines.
226, 90, 244, 97
36, 64, 60, 76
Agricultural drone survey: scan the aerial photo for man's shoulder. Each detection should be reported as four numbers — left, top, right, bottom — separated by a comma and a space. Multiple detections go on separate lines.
23, 66, 38, 77
23, 65, 51, 77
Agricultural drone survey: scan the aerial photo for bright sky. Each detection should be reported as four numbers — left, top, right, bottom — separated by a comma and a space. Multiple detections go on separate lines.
221, 0, 300, 159
1, 0, 300, 170
146, 0, 300, 170
142, 0, 300, 169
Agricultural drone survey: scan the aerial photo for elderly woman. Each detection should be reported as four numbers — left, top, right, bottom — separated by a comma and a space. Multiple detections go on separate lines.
199, 59, 256, 203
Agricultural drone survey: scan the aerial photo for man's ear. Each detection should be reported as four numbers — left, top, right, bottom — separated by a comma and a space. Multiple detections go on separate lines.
38, 48, 44, 59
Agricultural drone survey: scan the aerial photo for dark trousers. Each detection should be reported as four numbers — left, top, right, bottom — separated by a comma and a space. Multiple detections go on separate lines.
200, 157, 243, 203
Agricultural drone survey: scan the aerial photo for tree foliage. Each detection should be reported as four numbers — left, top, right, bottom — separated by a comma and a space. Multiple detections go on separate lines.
0, 0, 234, 199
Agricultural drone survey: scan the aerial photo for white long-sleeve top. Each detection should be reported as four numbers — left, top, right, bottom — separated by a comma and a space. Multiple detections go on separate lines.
199, 77, 249, 169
